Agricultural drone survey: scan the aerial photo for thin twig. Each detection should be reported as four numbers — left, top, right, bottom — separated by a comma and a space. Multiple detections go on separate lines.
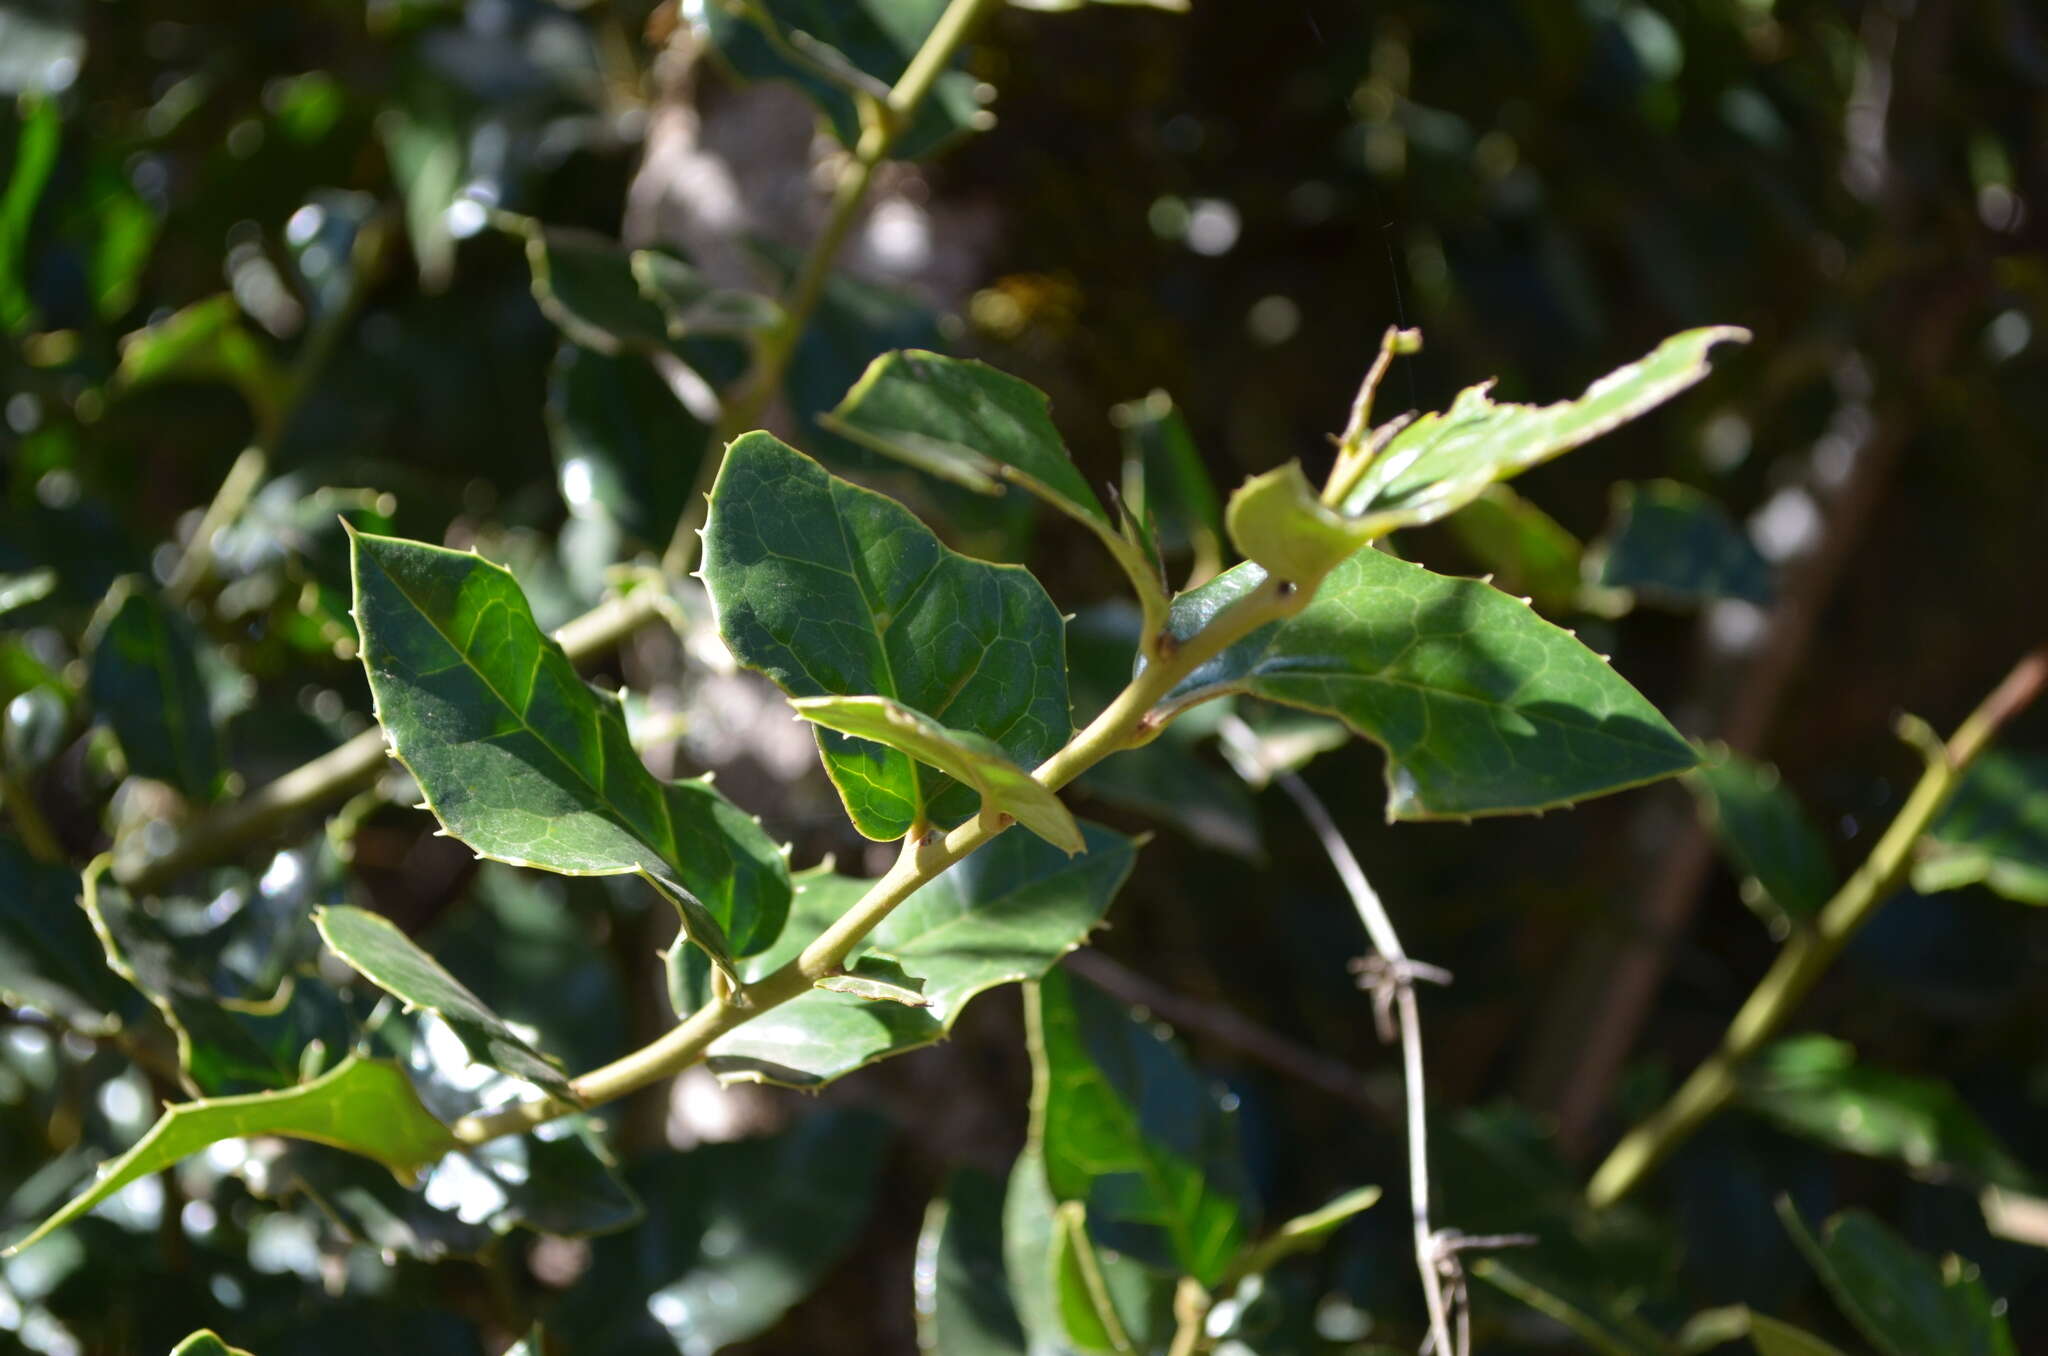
1586, 643, 2048, 1207
1217, 715, 1457, 1356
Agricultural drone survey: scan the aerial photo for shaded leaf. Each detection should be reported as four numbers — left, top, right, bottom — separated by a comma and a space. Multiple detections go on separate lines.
791, 694, 1083, 852
701, 432, 1070, 840
1776, 1201, 2016, 1356
1052, 1201, 1154, 1355
632, 251, 782, 338
314, 905, 574, 1101
0, 835, 129, 1030
6, 1055, 456, 1256
0, 96, 60, 331
1156, 552, 1696, 819
1444, 484, 1587, 616
1336, 327, 1747, 535
349, 529, 792, 982
1029, 967, 1253, 1287
916, 1168, 1028, 1356
1915, 751, 2048, 905
1003, 1151, 1168, 1356
87, 577, 223, 801
505, 1326, 546, 1356
114, 294, 286, 426
508, 217, 674, 356
556, 1110, 889, 1354
1740, 1037, 2033, 1190
548, 344, 711, 548
1113, 389, 1223, 579
1590, 479, 1774, 607
1690, 747, 1837, 927
707, 824, 1135, 1086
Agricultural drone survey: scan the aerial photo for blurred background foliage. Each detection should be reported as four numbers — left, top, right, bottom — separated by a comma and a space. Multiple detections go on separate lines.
0, 0, 2044, 1352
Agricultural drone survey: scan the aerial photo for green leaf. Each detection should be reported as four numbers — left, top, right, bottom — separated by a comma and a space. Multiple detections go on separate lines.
1744, 1312, 1852, 1356
1225, 460, 1377, 587
0, 835, 129, 1030
1740, 1036, 2033, 1190
508, 217, 676, 356
556, 1110, 889, 1353
1689, 746, 1837, 927
1591, 480, 1775, 607
1337, 327, 1748, 534
0, 567, 55, 616
87, 577, 223, 801
314, 905, 574, 1101
706, 824, 1135, 1086
1444, 484, 1588, 617
168, 1332, 256, 1356
632, 251, 783, 338
1915, 751, 2048, 905
6, 1054, 455, 1256
916, 1169, 1028, 1356
113, 294, 287, 427
792, 694, 1083, 853
701, 432, 1071, 840
1776, 1201, 2016, 1356
504, 1325, 545, 1356
1002, 1152, 1168, 1356
1028, 967, 1253, 1287
348, 528, 792, 983
701, 0, 984, 161
1469, 1259, 1649, 1356
1230, 1185, 1381, 1278
1156, 551, 1697, 819
1113, 389, 1223, 577
1, 95, 60, 332
1052, 1202, 1149, 1355
548, 344, 712, 549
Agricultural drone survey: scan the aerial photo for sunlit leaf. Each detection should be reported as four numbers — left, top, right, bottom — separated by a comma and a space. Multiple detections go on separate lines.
1230, 1185, 1381, 1278
1690, 746, 1837, 927
916, 1169, 1028, 1356
6, 1055, 456, 1256
706, 824, 1135, 1086
1029, 967, 1253, 1287
791, 694, 1083, 852
1155, 551, 1696, 819
1226, 461, 1382, 587
315, 905, 574, 1101
0, 568, 55, 616
1914, 751, 2048, 905
349, 529, 792, 982
1337, 327, 1748, 535
1776, 1201, 2017, 1356
1590, 479, 1774, 607
87, 577, 223, 801
701, 432, 1070, 840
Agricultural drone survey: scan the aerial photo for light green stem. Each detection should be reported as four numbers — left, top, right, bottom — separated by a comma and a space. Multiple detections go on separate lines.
1585, 645, 2048, 1208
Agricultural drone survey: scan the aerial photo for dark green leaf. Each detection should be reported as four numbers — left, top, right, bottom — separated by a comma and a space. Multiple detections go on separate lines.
1156, 551, 1696, 819
1, 96, 60, 331
557, 1110, 888, 1354
168, 1332, 255, 1356
1915, 751, 2048, 905
1690, 746, 1837, 927
349, 529, 792, 981
1776, 1201, 2017, 1356
1052, 1201, 1156, 1354
632, 251, 782, 338
1741, 1037, 2033, 1189
1113, 389, 1223, 578
701, 432, 1070, 840
707, 824, 1135, 1086
0, 835, 128, 1029
701, 0, 984, 161
6, 1055, 456, 1256
916, 1169, 1028, 1356
1003, 1151, 1169, 1356
314, 905, 574, 1101
113, 295, 287, 426
548, 344, 712, 548
1591, 480, 1774, 607
791, 694, 1083, 853
1337, 327, 1747, 535
508, 217, 675, 356
1444, 484, 1588, 617
1676, 1308, 1849, 1356
87, 577, 223, 801
1469, 1258, 1659, 1356
1028, 967, 1253, 1287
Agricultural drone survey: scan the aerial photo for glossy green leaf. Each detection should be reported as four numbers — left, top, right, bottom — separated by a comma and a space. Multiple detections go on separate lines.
1776, 1201, 2016, 1356
707, 824, 1135, 1086
814, 954, 928, 1004
1591, 479, 1774, 607
1337, 327, 1748, 534
548, 344, 711, 548
87, 577, 223, 801
1029, 967, 1253, 1287
701, 432, 1070, 840
1444, 484, 1588, 617
1156, 551, 1697, 819
701, 0, 983, 161
791, 694, 1083, 853
6, 1054, 456, 1256
113, 294, 287, 426
0, 836, 128, 1030
556, 1110, 888, 1353
1690, 746, 1837, 927
349, 529, 791, 982
314, 905, 574, 1101
1915, 751, 2048, 905
916, 1168, 1028, 1356
1113, 389, 1223, 578
1740, 1036, 2033, 1189
168, 1332, 256, 1356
